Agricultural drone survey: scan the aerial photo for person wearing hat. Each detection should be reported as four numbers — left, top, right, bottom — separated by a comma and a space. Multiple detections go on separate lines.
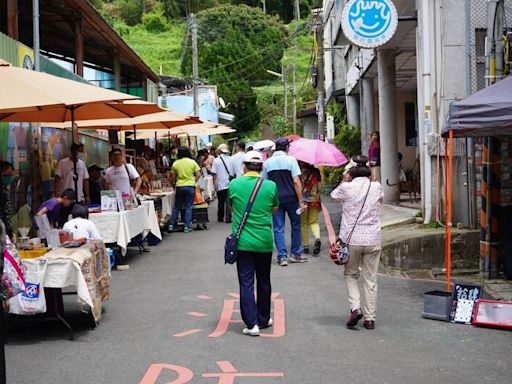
88, 164, 106, 205
231, 142, 246, 178
228, 150, 279, 336
212, 143, 235, 223
262, 137, 306, 266
54, 143, 90, 204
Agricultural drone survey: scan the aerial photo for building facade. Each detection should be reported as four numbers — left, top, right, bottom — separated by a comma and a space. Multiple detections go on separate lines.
322, 0, 512, 230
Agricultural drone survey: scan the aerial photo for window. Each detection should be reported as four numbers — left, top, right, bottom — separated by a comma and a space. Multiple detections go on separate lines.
404, 102, 417, 147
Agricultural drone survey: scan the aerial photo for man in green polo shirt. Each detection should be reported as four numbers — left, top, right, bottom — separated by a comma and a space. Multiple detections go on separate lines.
228, 150, 279, 337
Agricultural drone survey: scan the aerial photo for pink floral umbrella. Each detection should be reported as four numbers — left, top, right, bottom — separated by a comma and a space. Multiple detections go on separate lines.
289, 138, 348, 166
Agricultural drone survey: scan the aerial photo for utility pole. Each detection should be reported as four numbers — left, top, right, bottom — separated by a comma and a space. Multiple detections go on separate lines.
315, 12, 325, 139
283, 63, 288, 121
191, 13, 199, 117
292, 64, 297, 133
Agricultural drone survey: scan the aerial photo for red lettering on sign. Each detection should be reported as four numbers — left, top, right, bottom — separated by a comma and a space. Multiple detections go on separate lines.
139, 363, 194, 384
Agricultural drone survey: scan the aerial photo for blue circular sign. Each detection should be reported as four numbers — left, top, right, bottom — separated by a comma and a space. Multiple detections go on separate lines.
341, 0, 398, 48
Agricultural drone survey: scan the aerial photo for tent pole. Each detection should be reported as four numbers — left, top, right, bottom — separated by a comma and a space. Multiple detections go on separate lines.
446, 130, 454, 291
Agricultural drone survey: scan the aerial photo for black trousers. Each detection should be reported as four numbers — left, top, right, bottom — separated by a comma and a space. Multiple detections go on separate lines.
236, 250, 272, 328
216, 189, 232, 222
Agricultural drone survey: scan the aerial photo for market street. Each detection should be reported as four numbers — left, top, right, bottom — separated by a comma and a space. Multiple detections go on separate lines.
5, 208, 511, 384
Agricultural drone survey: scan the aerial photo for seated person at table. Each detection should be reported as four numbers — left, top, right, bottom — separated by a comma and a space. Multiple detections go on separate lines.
63, 203, 102, 241
36, 189, 76, 228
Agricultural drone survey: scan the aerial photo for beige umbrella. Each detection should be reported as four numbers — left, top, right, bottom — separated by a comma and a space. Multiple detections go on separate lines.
136, 123, 235, 140
46, 110, 201, 132
0, 60, 162, 122
0, 59, 163, 195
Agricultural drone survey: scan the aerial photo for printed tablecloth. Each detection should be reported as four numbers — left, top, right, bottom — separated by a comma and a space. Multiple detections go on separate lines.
11, 241, 110, 322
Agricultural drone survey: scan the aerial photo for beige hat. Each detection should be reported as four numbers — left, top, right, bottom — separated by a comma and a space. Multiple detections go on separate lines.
218, 143, 229, 153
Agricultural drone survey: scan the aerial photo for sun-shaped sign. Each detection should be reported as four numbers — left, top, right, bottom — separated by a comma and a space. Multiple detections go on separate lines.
341, 0, 399, 49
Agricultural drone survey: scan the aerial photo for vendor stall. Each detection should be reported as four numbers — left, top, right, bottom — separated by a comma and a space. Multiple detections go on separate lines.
140, 200, 162, 240
150, 191, 175, 218
9, 241, 110, 339
89, 206, 153, 255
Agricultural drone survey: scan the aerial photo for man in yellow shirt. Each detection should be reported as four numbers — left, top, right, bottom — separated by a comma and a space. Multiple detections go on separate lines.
167, 147, 200, 233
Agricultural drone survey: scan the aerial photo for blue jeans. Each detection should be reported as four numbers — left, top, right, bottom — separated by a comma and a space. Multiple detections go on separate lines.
236, 250, 272, 328
272, 200, 302, 260
170, 186, 195, 228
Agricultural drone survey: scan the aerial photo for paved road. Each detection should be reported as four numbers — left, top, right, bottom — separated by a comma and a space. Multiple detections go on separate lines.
6, 206, 512, 384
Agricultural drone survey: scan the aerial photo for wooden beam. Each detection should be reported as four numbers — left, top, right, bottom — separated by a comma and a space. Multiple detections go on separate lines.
75, 17, 84, 77
7, 0, 19, 40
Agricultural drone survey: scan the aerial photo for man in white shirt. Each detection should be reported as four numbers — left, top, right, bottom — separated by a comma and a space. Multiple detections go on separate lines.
63, 203, 101, 241
231, 142, 246, 178
104, 148, 148, 253
211, 143, 234, 223
104, 148, 142, 196
54, 143, 90, 203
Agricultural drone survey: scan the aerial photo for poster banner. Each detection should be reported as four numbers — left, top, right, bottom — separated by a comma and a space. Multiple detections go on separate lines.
18, 44, 34, 70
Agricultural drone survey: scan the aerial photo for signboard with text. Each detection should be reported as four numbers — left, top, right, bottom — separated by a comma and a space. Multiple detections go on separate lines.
341, 0, 399, 49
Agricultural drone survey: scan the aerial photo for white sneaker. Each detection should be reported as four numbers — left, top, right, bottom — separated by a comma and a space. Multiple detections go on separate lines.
242, 325, 260, 336
260, 318, 273, 329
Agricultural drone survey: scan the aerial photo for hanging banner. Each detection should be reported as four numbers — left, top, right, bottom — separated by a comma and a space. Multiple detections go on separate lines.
18, 44, 34, 70
341, 0, 399, 49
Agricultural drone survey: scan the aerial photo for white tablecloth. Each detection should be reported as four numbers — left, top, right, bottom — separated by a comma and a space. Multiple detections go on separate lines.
202, 176, 215, 201
141, 200, 162, 240
150, 191, 175, 217
90, 206, 148, 255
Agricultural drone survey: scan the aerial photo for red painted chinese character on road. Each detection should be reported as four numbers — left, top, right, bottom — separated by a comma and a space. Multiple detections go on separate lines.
208, 293, 285, 338
139, 361, 284, 384
203, 361, 284, 383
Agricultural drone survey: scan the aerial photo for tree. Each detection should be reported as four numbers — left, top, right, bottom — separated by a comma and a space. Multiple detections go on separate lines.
181, 5, 287, 131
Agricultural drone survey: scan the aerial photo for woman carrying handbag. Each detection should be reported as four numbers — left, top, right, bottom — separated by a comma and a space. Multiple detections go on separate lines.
228, 151, 279, 337
330, 155, 384, 330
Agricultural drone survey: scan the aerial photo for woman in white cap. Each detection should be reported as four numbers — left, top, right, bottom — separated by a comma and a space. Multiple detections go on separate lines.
228, 151, 279, 336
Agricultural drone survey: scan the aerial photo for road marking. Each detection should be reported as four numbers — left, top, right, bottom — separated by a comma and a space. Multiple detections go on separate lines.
139, 364, 194, 384
197, 295, 213, 300
173, 329, 202, 338
187, 311, 208, 318
202, 361, 285, 383
209, 293, 285, 338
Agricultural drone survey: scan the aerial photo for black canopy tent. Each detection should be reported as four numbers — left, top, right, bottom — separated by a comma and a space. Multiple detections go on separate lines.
442, 75, 512, 138
442, 75, 512, 282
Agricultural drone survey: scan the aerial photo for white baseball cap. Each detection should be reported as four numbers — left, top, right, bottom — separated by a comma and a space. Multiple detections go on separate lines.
206, 142, 213, 148
218, 143, 229, 153
243, 150, 263, 163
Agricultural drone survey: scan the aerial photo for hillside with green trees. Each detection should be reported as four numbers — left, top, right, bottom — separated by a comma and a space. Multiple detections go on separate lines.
93, 0, 321, 139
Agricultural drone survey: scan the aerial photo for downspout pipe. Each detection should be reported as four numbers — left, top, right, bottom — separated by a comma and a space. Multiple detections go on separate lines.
422, 0, 433, 224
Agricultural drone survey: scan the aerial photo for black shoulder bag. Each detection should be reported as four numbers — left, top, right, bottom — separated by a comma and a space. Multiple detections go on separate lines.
331, 180, 371, 265
220, 156, 236, 181
224, 178, 264, 264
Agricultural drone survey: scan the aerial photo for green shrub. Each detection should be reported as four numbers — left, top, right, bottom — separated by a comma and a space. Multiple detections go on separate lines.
142, 9, 169, 32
